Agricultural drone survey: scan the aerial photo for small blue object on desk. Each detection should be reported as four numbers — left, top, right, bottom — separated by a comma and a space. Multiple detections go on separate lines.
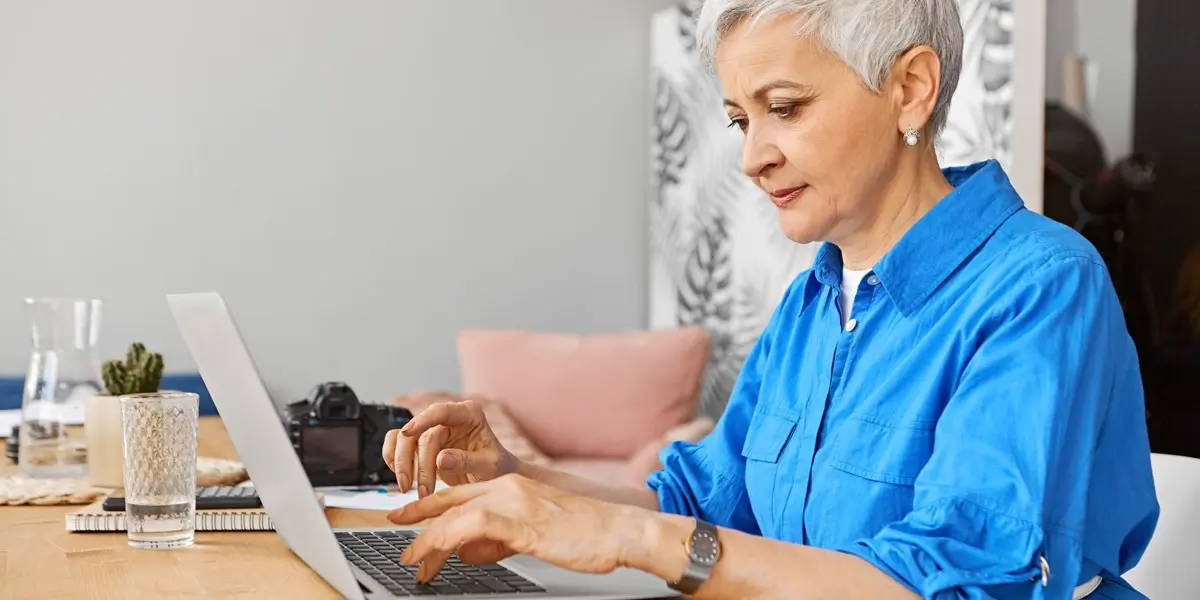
0, 373, 218, 416
338, 486, 399, 494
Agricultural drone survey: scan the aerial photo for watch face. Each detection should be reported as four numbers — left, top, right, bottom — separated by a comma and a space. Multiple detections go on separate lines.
691, 530, 720, 566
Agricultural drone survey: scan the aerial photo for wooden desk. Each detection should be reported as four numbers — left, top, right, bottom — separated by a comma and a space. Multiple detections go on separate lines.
0, 417, 386, 599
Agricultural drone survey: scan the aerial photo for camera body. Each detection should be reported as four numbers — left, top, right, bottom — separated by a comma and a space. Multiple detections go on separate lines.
283, 382, 412, 487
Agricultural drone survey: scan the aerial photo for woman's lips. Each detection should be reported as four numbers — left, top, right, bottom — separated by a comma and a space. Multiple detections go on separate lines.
770, 186, 807, 208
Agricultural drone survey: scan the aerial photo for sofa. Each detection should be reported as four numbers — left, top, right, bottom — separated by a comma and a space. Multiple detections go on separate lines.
392, 326, 716, 488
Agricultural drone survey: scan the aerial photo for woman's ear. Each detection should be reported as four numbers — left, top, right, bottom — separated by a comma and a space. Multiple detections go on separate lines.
890, 45, 943, 138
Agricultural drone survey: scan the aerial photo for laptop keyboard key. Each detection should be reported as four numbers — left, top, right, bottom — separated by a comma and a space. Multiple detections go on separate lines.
480, 579, 515, 593
339, 531, 544, 595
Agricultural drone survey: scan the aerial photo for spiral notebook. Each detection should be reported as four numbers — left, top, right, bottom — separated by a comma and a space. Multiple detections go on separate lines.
65, 493, 324, 533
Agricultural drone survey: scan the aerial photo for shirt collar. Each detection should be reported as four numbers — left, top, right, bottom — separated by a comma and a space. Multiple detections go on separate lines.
806, 160, 1024, 315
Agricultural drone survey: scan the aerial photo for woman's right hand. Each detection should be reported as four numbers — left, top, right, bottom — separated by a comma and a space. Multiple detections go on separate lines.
382, 394, 518, 498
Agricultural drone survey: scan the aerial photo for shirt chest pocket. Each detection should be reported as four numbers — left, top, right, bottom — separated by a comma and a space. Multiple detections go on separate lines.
825, 416, 935, 486
806, 416, 937, 547
739, 410, 798, 535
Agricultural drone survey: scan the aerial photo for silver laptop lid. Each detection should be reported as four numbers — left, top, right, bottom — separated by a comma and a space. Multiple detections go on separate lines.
167, 292, 365, 600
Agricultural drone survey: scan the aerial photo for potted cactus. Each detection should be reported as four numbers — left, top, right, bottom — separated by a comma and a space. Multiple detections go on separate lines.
84, 343, 165, 487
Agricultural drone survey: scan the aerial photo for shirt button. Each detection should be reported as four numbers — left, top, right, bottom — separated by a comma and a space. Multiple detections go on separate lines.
845, 318, 858, 332
867, 274, 880, 286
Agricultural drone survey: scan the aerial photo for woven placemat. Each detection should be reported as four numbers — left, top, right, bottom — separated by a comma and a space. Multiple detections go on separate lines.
0, 457, 250, 506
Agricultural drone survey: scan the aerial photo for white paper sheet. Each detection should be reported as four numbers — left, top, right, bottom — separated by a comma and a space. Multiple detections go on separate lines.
317, 479, 450, 511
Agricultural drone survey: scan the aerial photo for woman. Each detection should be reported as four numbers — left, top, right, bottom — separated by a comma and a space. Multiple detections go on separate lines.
382, 0, 1159, 597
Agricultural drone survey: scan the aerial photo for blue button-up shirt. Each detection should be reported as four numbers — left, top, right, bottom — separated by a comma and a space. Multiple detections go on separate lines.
648, 160, 1159, 599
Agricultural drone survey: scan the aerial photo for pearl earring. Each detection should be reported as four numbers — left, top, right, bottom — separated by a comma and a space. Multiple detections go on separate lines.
903, 127, 920, 147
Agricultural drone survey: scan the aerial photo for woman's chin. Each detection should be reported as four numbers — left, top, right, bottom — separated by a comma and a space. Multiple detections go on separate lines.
778, 217, 825, 245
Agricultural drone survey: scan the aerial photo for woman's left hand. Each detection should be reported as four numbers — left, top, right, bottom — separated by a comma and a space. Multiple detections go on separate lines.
386, 474, 640, 582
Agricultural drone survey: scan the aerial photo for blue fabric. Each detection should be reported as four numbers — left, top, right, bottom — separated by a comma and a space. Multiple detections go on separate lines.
0, 373, 218, 416
648, 160, 1159, 599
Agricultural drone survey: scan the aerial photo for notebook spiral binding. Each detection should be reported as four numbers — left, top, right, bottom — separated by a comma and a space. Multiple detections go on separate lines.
66, 507, 272, 532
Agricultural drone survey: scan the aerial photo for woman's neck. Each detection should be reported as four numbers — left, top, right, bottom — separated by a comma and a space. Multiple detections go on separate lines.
837, 153, 955, 270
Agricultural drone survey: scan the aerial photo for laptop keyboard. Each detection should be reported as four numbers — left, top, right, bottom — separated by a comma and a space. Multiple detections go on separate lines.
336, 530, 547, 596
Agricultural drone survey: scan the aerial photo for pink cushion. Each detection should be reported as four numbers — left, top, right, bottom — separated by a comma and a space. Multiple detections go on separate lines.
457, 327, 710, 459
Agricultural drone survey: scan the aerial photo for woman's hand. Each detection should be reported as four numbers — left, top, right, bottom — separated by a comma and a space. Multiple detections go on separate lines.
386, 474, 643, 583
382, 395, 517, 498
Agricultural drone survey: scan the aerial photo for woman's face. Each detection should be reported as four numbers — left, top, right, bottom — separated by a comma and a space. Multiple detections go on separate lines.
717, 15, 903, 245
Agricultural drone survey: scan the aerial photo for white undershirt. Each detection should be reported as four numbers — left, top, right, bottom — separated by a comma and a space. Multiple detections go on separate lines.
840, 267, 871, 326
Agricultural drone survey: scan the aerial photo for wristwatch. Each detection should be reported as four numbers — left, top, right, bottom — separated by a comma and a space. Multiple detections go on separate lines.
668, 518, 721, 594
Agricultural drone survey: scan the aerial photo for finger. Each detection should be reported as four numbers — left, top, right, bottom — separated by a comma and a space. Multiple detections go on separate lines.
382, 429, 399, 472
401, 505, 471, 581
393, 430, 418, 492
387, 481, 490, 524
416, 548, 454, 583
417, 425, 450, 498
436, 448, 475, 478
457, 539, 515, 564
400, 401, 479, 438
403, 508, 520, 571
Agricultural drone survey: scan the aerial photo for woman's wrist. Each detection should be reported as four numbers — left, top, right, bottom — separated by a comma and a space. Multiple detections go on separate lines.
614, 505, 693, 583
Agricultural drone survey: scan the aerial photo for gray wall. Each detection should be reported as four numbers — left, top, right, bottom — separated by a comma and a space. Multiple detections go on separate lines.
1076, 0, 1137, 161
1045, 0, 1138, 160
1, 0, 677, 405
1044, 0, 1078, 103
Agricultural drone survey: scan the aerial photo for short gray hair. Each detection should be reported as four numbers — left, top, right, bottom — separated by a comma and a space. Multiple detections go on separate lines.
696, 0, 963, 138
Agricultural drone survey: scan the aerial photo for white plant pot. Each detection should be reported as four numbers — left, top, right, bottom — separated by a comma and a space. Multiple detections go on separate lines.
84, 394, 125, 488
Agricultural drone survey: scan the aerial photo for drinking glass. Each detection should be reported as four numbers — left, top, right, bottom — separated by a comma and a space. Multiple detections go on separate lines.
121, 391, 199, 549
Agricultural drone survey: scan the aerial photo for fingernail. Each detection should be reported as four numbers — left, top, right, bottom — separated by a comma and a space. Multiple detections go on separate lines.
418, 484, 429, 497
400, 421, 413, 434
439, 453, 459, 470
399, 548, 412, 564
399, 475, 410, 492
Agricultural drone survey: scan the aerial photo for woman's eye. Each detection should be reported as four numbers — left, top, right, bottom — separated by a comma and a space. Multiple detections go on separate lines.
727, 117, 748, 133
770, 104, 797, 119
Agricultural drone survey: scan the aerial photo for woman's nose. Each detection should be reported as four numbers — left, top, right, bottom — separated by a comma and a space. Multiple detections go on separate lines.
742, 129, 784, 178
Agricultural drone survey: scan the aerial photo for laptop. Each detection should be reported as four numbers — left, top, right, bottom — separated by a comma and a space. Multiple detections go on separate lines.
166, 291, 678, 600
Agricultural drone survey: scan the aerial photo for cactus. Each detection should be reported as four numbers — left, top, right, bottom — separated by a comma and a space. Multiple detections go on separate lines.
101, 342, 165, 396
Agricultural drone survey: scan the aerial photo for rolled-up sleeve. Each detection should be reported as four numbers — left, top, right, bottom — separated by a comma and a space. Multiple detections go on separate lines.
842, 256, 1159, 599
646, 333, 763, 534
645, 280, 802, 535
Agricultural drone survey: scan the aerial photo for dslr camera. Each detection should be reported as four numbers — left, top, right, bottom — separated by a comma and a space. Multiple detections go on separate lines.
283, 382, 412, 486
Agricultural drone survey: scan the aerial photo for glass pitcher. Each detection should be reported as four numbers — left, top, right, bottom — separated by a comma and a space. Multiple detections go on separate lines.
19, 297, 103, 477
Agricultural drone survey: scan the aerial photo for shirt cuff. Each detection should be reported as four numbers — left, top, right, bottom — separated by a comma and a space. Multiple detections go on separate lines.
646, 441, 706, 517
841, 497, 1083, 600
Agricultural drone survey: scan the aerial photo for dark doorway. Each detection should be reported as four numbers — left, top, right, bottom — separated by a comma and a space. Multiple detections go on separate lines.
1133, 0, 1200, 458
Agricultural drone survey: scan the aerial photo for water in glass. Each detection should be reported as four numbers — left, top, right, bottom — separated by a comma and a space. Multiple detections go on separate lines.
121, 392, 199, 549
19, 298, 103, 478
